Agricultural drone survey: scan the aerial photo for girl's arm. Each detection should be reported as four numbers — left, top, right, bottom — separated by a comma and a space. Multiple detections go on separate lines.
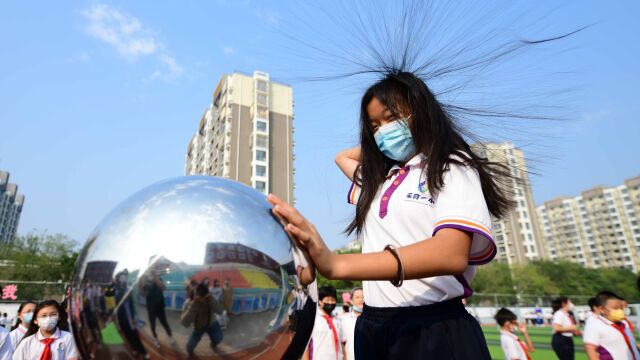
269, 195, 472, 281
335, 147, 361, 182
552, 323, 577, 333
519, 324, 534, 352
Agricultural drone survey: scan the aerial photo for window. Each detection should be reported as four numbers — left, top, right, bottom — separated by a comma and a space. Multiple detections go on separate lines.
255, 165, 266, 177
257, 93, 267, 106
256, 134, 268, 148
256, 150, 267, 161
257, 120, 267, 132
257, 80, 268, 92
255, 181, 266, 193
257, 106, 269, 119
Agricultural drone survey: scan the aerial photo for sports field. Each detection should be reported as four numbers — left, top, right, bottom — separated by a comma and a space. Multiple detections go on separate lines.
483, 326, 586, 359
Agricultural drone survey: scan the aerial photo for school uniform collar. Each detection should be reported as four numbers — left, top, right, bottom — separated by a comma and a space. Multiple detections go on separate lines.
18, 324, 28, 333
36, 328, 60, 341
386, 154, 426, 177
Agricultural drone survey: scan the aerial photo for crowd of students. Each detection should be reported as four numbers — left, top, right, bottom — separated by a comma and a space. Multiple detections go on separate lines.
496, 281, 640, 360
0, 299, 79, 360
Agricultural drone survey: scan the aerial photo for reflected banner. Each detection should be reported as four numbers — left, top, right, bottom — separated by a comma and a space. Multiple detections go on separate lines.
70, 176, 316, 359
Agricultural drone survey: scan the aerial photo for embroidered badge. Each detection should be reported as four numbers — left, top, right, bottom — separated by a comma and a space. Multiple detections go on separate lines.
418, 179, 428, 193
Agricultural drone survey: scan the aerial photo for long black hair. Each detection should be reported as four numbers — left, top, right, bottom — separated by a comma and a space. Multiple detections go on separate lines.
347, 71, 515, 235
551, 296, 569, 314
10, 301, 36, 331
22, 300, 61, 341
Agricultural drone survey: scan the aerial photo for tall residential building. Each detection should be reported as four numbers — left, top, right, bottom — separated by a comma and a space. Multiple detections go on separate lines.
185, 71, 295, 203
537, 175, 640, 271
472, 143, 546, 265
0, 171, 25, 244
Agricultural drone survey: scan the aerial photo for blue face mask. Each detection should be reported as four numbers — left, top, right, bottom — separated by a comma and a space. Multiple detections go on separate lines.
352, 305, 363, 313
23, 312, 33, 324
374, 118, 416, 162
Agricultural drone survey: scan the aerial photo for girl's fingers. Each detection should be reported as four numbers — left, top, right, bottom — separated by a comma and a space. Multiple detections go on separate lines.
287, 224, 310, 244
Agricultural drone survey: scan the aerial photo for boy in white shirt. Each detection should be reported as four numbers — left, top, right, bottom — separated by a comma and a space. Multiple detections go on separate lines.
583, 291, 635, 360
304, 286, 343, 360
495, 308, 534, 360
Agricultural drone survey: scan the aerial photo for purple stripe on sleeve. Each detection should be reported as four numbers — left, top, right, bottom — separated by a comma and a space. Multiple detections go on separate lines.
432, 223, 496, 265
347, 182, 355, 204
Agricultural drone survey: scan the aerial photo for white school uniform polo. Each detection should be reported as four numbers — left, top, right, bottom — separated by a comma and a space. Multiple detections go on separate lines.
347, 154, 494, 307
9, 325, 28, 352
309, 309, 343, 360
499, 330, 528, 360
552, 311, 574, 337
339, 312, 358, 360
0, 327, 12, 360
12, 328, 78, 360
583, 315, 633, 360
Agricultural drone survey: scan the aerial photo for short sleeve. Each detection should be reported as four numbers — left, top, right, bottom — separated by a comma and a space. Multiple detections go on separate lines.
346, 182, 361, 205
432, 163, 495, 265
552, 312, 566, 326
66, 333, 79, 359
501, 337, 520, 360
582, 321, 599, 346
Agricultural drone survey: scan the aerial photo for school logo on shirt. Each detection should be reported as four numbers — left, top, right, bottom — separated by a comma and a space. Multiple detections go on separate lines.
404, 192, 435, 206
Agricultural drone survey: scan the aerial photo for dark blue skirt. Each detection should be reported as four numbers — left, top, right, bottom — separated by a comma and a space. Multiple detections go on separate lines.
354, 298, 491, 359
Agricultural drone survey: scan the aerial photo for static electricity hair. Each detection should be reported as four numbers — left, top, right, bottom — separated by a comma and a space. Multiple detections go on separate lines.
278, 1, 585, 236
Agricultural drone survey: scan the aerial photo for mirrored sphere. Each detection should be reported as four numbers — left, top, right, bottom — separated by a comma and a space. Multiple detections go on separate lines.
70, 176, 316, 359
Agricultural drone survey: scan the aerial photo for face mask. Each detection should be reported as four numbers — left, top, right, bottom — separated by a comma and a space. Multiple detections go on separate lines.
23, 312, 34, 324
607, 309, 626, 323
321, 303, 336, 315
352, 305, 363, 313
374, 119, 416, 162
37, 316, 59, 331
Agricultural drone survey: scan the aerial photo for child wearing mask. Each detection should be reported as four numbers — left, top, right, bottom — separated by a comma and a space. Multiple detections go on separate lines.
9, 301, 36, 352
341, 287, 364, 360
583, 291, 637, 360
305, 286, 343, 360
12, 300, 79, 360
495, 308, 534, 360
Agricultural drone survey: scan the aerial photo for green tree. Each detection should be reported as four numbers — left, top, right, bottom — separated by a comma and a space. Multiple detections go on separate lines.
0, 232, 79, 301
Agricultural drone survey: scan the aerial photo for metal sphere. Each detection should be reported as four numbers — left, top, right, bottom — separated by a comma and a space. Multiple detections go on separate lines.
69, 176, 316, 359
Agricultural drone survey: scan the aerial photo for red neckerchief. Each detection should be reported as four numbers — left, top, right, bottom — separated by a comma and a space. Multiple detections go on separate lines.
515, 337, 532, 360
39, 337, 55, 360
321, 313, 339, 360
597, 316, 636, 360
503, 331, 531, 360
611, 322, 636, 360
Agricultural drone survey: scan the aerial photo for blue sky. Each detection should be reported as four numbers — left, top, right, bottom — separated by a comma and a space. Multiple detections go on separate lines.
1, 1, 638, 250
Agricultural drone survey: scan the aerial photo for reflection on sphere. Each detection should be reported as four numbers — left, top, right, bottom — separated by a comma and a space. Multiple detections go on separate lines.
70, 176, 316, 359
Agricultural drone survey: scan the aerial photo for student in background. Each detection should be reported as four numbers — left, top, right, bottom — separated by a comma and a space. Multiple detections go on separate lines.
551, 296, 580, 360
341, 287, 364, 360
583, 291, 636, 360
12, 300, 79, 360
181, 283, 225, 359
495, 308, 534, 360
0, 325, 11, 360
304, 286, 343, 360
620, 298, 640, 359
9, 301, 36, 352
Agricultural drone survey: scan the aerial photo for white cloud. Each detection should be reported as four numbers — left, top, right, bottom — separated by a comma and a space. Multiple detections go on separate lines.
152, 54, 184, 81
81, 4, 183, 81
223, 46, 235, 56
81, 4, 158, 59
